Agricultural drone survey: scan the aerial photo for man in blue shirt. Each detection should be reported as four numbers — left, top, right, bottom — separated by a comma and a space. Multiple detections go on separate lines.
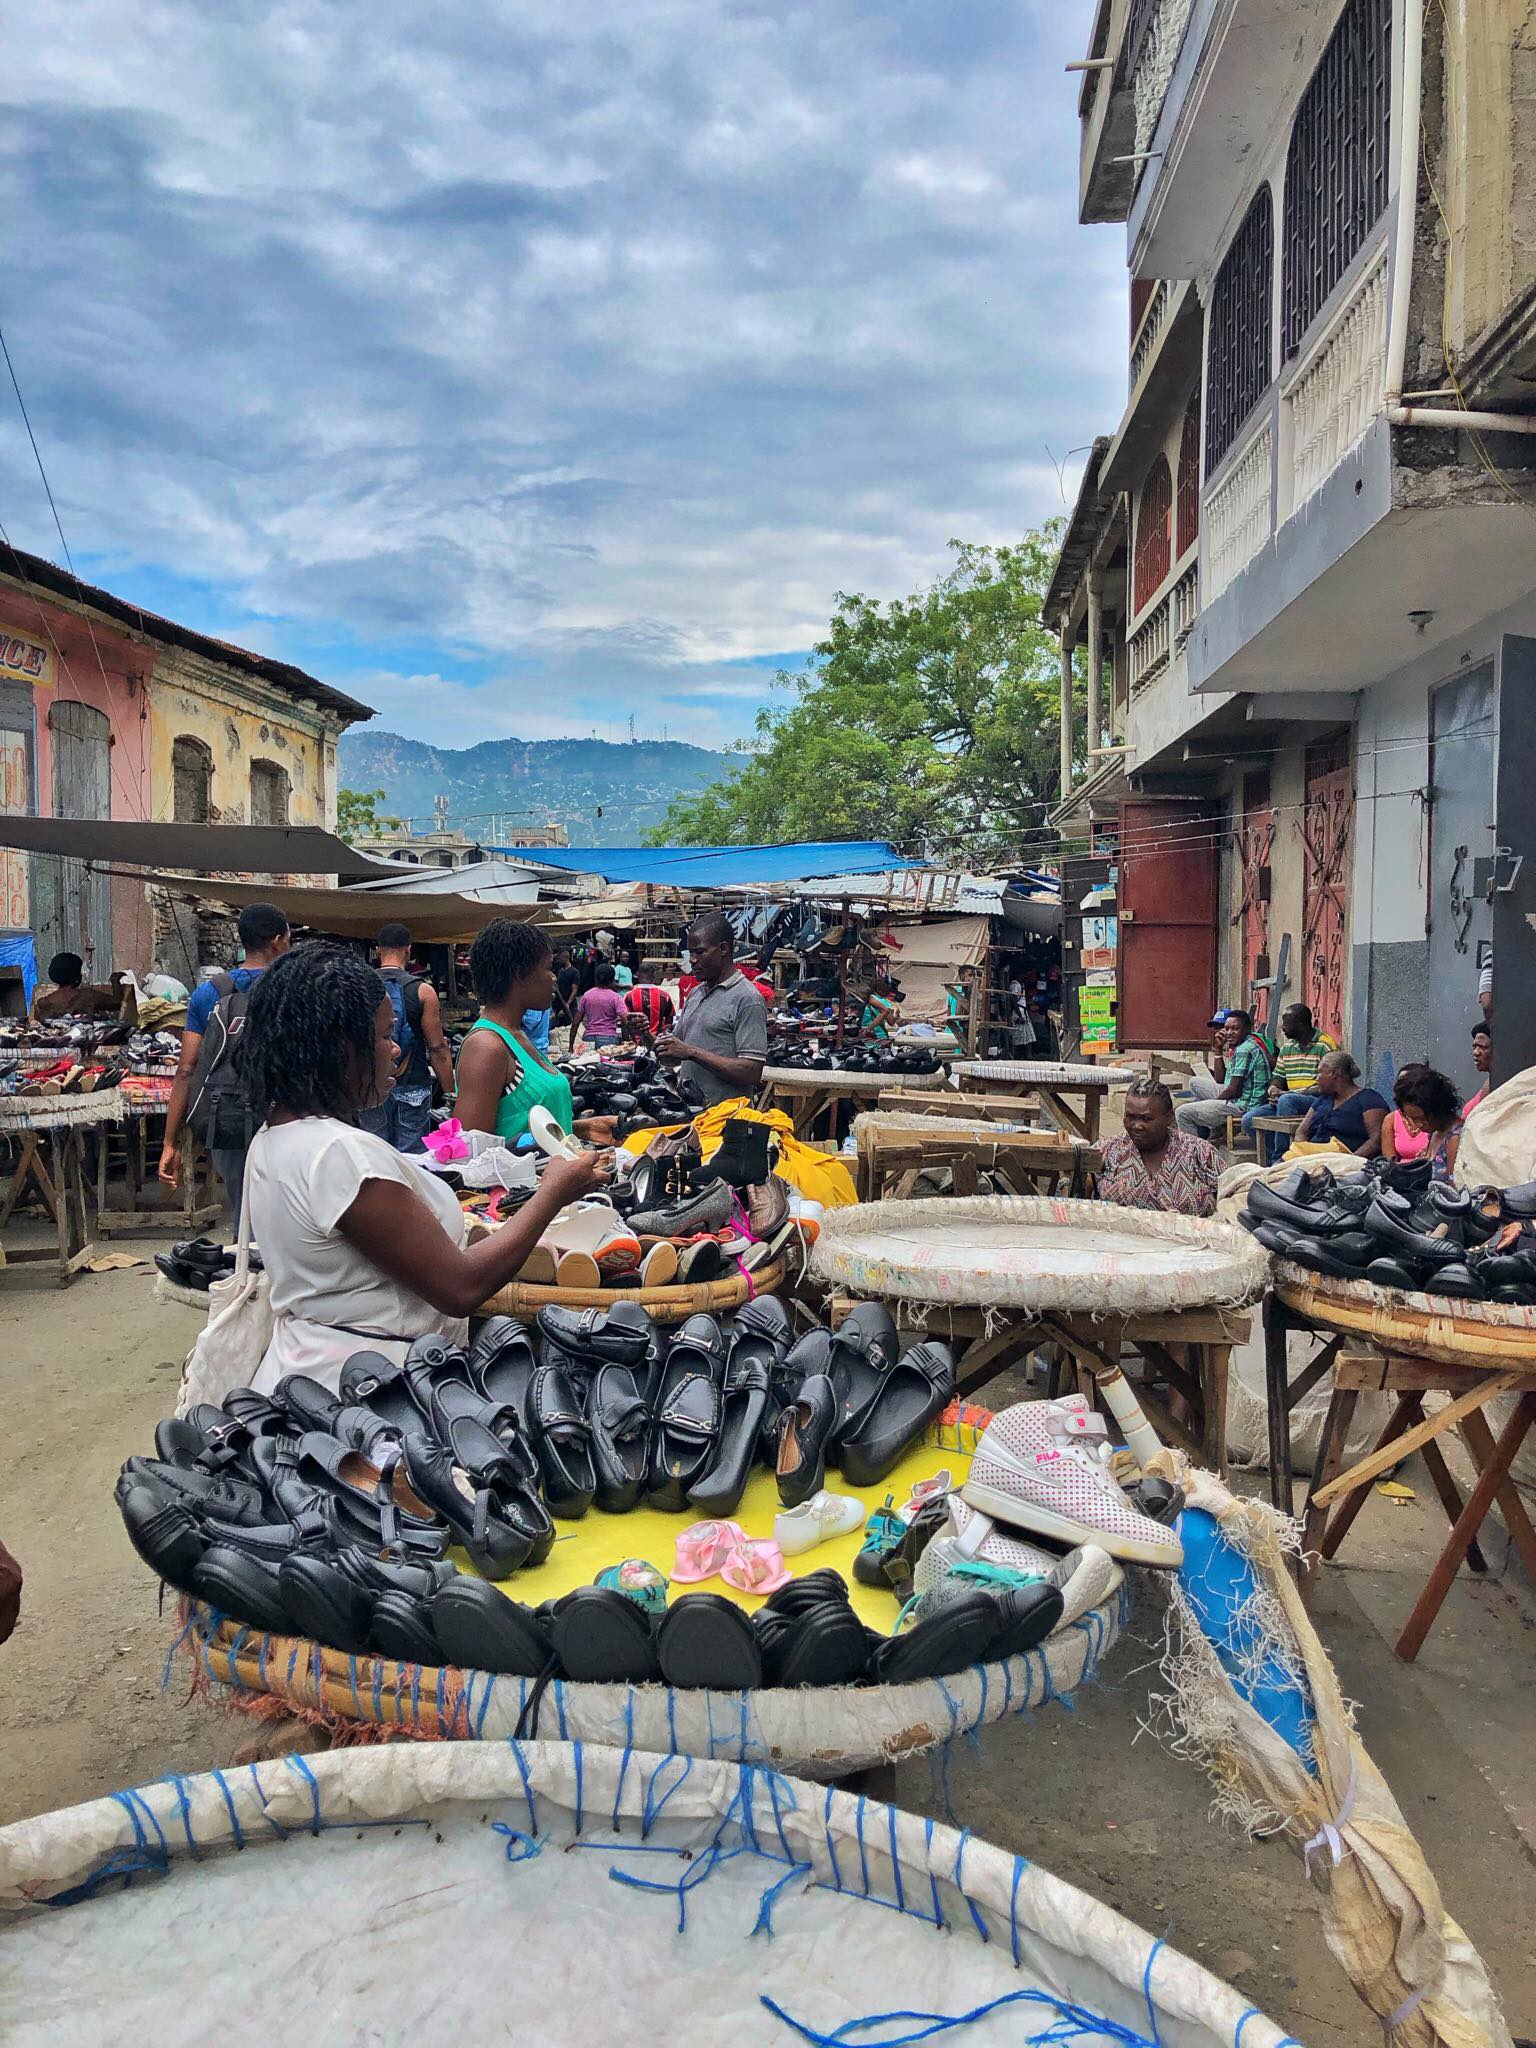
160, 903, 291, 1224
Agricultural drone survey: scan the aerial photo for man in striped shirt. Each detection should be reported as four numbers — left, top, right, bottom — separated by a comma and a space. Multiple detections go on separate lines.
1242, 1003, 1336, 1162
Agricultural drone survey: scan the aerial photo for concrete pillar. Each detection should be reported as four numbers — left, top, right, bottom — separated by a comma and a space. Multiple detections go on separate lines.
1059, 633, 1075, 796
1086, 584, 1103, 759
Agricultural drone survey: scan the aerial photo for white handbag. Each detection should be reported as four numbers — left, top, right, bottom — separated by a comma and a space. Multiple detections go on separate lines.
174, 1164, 276, 1418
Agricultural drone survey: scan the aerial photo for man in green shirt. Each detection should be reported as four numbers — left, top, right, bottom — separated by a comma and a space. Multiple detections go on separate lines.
1175, 1009, 1270, 1142
1244, 1003, 1336, 1161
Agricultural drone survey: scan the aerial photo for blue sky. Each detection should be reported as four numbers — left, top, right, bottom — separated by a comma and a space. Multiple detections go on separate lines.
3, 1, 1125, 751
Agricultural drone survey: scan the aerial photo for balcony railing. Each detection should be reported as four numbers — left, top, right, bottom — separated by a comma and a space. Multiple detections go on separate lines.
1129, 281, 1170, 392
1128, 598, 1171, 696
1203, 421, 1274, 606
1282, 249, 1388, 518
1131, 0, 1196, 157
1171, 560, 1199, 644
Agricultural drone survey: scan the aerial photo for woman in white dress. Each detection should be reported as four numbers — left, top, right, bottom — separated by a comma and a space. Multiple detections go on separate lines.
239, 943, 611, 1393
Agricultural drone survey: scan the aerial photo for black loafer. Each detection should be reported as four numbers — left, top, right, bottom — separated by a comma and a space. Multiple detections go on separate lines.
775, 1374, 838, 1507
527, 1362, 597, 1519
117, 1457, 267, 1525
837, 1340, 955, 1487
402, 1419, 552, 1576
656, 1593, 762, 1690
194, 1547, 293, 1635
278, 1554, 375, 1654
369, 1590, 442, 1664
338, 1350, 431, 1434
536, 1300, 653, 1366
827, 1302, 902, 1444
687, 1352, 768, 1519
586, 1362, 651, 1514
432, 1577, 554, 1676
118, 1482, 206, 1594
645, 1315, 726, 1511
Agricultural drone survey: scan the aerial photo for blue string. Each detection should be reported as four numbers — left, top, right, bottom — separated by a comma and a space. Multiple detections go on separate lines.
573, 1740, 585, 1837
1233, 2010, 1263, 2048
705, 1687, 717, 1758
435, 1665, 447, 1732
490, 1824, 542, 1863
613, 1695, 637, 1830
160, 1615, 194, 1691
739, 1688, 751, 1758
1141, 1940, 1166, 2048
923, 1819, 945, 1930
822, 1784, 843, 1891
371, 1655, 384, 1722
641, 1752, 693, 1839
1000, 1657, 1014, 1716
505, 1739, 539, 1834
608, 1837, 742, 1935
765, 1771, 793, 1862
952, 1831, 988, 1942
475, 1673, 495, 1739
886, 1805, 906, 1913
157, 1774, 198, 1856
348, 1655, 363, 1721
752, 1860, 813, 1937
210, 1769, 245, 1852
247, 1763, 287, 1836
854, 1796, 871, 1895
1009, 1856, 1026, 1968
553, 1679, 568, 1740
737, 1766, 761, 1855
284, 1753, 323, 1835
666, 1686, 678, 1755
758, 1984, 1162, 2048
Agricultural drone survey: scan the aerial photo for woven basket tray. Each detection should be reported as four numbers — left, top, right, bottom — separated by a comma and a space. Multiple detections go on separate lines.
952, 1061, 1138, 1087
760, 1066, 933, 1091
1273, 1263, 1536, 1369
478, 1256, 786, 1324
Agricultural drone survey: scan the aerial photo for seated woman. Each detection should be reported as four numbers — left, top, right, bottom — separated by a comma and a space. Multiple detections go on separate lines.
454, 919, 613, 1147
1392, 1066, 1464, 1181
241, 943, 611, 1392
1294, 1052, 1388, 1158
1380, 1062, 1432, 1162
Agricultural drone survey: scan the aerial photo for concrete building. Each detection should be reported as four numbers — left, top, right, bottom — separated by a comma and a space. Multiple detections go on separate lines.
0, 546, 371, 977
1051, 0, 1536, 1099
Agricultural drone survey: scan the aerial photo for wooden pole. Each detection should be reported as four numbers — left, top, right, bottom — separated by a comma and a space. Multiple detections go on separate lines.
1086, 584, 1103, 760
1059, 633, 1074, 798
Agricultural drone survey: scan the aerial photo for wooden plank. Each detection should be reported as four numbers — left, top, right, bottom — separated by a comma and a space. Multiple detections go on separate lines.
1417, 1436, 1487, 1573
1396, 1393, 1536, 1660
1319, 1392, 1424, 1560
1311, 1372, 1521, 1506
1458, 1406, 1536, 1587
1301, 1389, 1359, 1583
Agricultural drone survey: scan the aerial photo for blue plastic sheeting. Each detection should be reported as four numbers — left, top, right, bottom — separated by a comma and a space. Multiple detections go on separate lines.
0, 932, 38, 1010
493, 841, 924, 888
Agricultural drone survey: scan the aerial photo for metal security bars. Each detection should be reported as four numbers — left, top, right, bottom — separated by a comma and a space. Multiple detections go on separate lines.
1132, 457, 1173, 618
1282, 0, 1391, 357
1206, 188, 1274, 474
1176, 389, 1201, 557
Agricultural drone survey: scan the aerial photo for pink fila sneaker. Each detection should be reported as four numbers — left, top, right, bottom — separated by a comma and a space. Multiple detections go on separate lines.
961, 1397, 1184, 1568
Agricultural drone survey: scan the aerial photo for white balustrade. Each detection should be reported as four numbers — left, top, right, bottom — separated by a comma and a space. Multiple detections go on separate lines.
1128, 597, 1171, 696
1171, 561, 1199, 644
1284, 251, 1388, 516
1202, 423, 1274, 606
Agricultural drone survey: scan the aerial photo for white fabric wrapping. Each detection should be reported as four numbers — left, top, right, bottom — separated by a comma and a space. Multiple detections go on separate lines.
812, 1196, 1269, 1314
760, 1065, 932, 1091
953, 1061, 1138, 1087
0, 1741, 1288, 2048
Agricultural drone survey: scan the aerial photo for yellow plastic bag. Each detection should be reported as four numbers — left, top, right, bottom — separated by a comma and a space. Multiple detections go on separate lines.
1282, 1137, 1352, 1161
620, 1098, 857, 1207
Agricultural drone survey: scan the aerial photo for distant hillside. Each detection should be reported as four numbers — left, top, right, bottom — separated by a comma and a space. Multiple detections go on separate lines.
338, 730, 737, 845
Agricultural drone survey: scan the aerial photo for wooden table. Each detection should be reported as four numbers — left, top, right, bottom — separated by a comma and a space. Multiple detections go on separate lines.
830, 1293, 1242, 1473
874, 1090, 1040, 1125
854, 1122, 1100, 1203
949, 1062, 1136, 1141
756, 1066, 933, 1140
0, 1118, 97, 1282
95, 1106, 221, 1238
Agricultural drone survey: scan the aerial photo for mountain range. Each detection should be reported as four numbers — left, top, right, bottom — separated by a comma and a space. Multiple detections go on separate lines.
338, 730, 736, 846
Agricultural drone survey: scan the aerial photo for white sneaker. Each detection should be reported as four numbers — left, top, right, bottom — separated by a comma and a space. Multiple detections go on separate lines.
773, 1490, 867, 1555
913, 1499, 1122, 1627
960, 1397, 1184, 1568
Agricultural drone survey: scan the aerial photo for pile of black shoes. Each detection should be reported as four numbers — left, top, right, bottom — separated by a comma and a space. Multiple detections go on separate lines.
153, 1238, 258, 1292
1242, 1161, 1536, 1303
561, 1049, 700, 1133
773, 1303, 957, 1499
771, 1045, 941, 1077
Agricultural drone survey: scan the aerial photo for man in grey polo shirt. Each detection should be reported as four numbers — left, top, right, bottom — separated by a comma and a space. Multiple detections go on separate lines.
656, 911, 769, 1106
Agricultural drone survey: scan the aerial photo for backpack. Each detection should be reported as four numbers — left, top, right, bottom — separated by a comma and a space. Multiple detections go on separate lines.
382, 970, 421, 1076
187, 972, 256, 1146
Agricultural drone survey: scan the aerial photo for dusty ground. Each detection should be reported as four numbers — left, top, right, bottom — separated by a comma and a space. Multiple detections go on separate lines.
2, 1239, 1534, 2043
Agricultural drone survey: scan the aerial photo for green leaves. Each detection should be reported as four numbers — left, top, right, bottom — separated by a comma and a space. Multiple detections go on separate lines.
653, 527, 1083, 863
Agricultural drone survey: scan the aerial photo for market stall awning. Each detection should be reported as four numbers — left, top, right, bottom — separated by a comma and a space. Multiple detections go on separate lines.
494, 840, 924, 888
129, 871, 541, 943
0, 817, 396, 879
341, 858, 544, 903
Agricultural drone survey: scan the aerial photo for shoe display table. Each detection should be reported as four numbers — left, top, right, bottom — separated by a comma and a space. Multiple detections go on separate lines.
756, 1065, 935, 1140
811, 1197, 1266, 1473
477, 1256, 787, 1326
0, 1091, 120, 1283
94, 1107, 221, 1239
851, 1116, 1101, 1203
949, 1061, 1137, 1141
1265, 1267, 1536, 1660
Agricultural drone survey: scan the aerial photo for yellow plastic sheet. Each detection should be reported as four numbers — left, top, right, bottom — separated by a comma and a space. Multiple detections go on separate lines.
619, 1097, 858, 1208
471, 1405, 988, 1631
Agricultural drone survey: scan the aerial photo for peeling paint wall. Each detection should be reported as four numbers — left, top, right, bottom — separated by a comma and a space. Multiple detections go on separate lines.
1440, 0, 1536, 362
148, 653, 340, 831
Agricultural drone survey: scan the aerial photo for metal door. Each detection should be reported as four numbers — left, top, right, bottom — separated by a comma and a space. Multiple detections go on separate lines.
1117, 796, 1219, 1048
1239, 771, 1274, 1029
1490, 636, 1536, 1086
1301, 732, 1353, 1044
33, 700, 113, 973
1427, 666, 1495, 1090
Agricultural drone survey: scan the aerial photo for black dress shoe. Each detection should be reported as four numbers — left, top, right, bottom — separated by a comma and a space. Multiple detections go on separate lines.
195, 1548, 294, 1635
1425, 1262, 1487, 1299
838, 1340, 955, 1485
432, 1577, 554, 1676
585, 1361, 651, 1514
535, 1300, 653, 1366
1365, 1256, 1425, 1291
687, 1353, 768, 1518
338, 1350, 432, 1434
278, 1554, 375, 1654
117, 1457, 268, 1525
1263, 1228, 1376, 1279
775, 1374, 838, 1506
1365, 1195, 1469, 1268
527, 1362, 597, 1519
826, 1302, 902, 1444
119, 1482, 206, 1593
369, 1591, 442, 1664
402, 1420, 551, 1576
646, 1314, 727, 1511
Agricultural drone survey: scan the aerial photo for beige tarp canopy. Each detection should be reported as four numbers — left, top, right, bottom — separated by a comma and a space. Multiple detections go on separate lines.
884, 914, 989, 1025
0, 817, 393, 879
125, 871, 542, 943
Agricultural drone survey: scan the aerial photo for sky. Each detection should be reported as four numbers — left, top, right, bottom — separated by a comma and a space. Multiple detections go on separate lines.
2, 1, 1125, 752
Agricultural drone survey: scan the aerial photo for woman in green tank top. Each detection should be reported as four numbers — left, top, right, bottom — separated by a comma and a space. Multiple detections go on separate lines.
454, 919, 613, 1146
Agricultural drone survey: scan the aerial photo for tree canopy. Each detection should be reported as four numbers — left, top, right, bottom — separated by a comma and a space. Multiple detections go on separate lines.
652, 529, 1084, 864
336, 787, 400, 844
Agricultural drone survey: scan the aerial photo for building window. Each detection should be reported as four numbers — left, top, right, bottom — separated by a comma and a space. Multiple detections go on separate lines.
1176, 389, 1201, 556
1206, 187, 1274, 474
1132, 456, 1173, 617
250, 759, 290, 827
171, 736, 212, 824
1283, 0, 1391, 357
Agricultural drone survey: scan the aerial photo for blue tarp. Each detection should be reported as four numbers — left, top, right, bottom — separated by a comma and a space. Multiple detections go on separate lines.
0, 932, 38, 1011
492, 840, 924, 888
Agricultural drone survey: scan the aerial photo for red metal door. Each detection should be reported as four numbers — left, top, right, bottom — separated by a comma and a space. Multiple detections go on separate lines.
1117, 797, 1220, 1048
1239, 772, 1274, 1030
1302, 733, 1353, 1043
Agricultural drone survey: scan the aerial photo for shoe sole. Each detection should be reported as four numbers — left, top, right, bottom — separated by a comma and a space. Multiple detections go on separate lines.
959, 1479, 1183, 1569
555, 1251, 601, 1289
522, 1245, 558, 1286
639, 1242, 678, 1286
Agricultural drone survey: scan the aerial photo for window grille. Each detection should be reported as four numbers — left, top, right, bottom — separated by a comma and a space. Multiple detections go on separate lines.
1176, 389, 1201, 555
1133, 457, 1173, 616
1282, 0, 1391, 356
1206, 188, 1273, 473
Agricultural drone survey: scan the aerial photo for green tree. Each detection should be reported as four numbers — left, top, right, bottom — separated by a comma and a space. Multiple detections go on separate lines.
651, 530, 1085, 864
336, 787, 399, 843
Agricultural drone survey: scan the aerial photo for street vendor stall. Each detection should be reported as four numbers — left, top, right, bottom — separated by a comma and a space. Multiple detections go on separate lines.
755, 1062, 933, 1139
0, 1089, 119, 1282
950, 1059, 1137, 1140
851, 1110, 1099, 1202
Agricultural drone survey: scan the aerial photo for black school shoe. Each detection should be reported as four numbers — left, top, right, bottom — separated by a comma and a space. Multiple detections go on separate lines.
194, 1548, 294, 1636
646, 1314, 727, 1511
656, 1594, 763, 1690
402, 1418, 553, 1576
551, 1587, 663, 1683
775, 1375, 838, 1507
585, 1361, 652, 1514
837, 1341, 955, 1487
432, 1577, 554, 1677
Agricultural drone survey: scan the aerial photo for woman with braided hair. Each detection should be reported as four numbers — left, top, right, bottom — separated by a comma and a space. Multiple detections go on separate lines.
239, 943, 611, 1392
455, 917, 618, 1145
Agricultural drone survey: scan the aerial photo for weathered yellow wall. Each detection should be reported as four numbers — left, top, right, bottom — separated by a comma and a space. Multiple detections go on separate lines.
148, 651, 338, 828
1443, 0, 1536, 359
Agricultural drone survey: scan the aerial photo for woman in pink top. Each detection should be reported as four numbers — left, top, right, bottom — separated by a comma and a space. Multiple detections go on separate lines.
575, 964, 628, 1047
1381, 1063, 1431, 1161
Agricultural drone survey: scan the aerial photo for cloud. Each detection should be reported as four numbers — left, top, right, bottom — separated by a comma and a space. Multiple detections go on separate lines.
0, 0, 1126, 743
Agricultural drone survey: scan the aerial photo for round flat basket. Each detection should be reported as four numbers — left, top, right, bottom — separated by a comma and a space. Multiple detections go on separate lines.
173, 1583, 1127, 1777
812, 1195, 1269, 1314
0, 1089, 123, 1132
760, 1065, 934, 1091
0, 1739, 1287, 2048
479, 1258, 785, 1324
1274, 1261, 1536, 1369
953, 1060, 1138, 1087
